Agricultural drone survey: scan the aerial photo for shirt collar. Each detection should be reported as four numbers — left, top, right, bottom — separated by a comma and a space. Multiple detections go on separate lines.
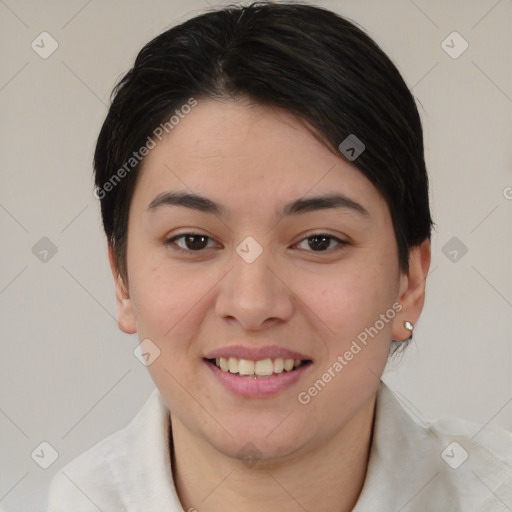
118, 381, 511, 511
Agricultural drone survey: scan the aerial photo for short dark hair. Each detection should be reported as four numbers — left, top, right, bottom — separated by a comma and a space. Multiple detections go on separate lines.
94, 1, 433, 281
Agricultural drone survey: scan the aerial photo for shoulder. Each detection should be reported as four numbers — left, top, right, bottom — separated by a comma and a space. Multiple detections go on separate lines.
46, 437, 123, 511
47, 389, 171, 512
46, 418, 132, 511
431, 415, 512, 466
359, 383, 512, 512
428, 417, 512, 511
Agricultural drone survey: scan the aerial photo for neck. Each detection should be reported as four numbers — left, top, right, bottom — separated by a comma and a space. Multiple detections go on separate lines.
170, 393, 377, 512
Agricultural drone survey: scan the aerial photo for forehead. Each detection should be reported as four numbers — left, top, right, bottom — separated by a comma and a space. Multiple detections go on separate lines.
132, 99, 387, 218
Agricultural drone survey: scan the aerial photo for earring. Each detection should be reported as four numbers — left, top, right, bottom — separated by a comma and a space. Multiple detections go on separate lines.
404, 320, 414, 332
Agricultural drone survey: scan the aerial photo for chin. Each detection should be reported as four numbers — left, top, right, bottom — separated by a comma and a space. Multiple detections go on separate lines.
206, 419, 310, 464
221, 437, 307, 468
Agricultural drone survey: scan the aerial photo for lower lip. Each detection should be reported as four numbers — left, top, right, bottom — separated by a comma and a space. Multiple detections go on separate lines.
205, 360, 312, 398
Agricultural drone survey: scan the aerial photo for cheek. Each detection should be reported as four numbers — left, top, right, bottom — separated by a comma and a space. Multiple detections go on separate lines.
294, 266, 395, 420
299, 262, 396, 341
128, 261, 216, 397
128, 257, 215, 341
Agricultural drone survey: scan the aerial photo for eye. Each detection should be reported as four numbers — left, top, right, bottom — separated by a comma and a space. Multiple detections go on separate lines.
166, 233, 219, 252
165, 232, 347, 254
295, 233, 348, 252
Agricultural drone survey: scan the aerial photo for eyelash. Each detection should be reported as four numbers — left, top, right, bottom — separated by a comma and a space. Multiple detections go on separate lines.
165, 232, 349, 255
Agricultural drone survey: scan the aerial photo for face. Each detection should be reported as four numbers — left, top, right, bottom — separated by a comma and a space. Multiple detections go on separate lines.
111, 98, 428, 463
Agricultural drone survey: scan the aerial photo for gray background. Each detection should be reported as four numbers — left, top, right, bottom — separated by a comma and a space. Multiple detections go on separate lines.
0, 0, 511, 510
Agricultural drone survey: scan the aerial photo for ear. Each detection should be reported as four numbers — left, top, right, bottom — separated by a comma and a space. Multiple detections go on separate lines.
392, 239, 431, 341
108, 245, 137, 334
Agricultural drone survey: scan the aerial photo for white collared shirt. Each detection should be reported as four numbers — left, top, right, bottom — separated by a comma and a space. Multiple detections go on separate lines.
47, 382, 512, 511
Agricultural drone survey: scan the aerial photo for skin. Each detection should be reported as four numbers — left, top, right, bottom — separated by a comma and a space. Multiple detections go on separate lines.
109, 98, 431, 512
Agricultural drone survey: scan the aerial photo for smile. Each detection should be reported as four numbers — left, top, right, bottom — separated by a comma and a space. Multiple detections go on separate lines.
204, 356, 312, 398
206, 357, 311, 378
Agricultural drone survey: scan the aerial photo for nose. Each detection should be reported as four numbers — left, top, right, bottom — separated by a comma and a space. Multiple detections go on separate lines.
214, 246, 294, 331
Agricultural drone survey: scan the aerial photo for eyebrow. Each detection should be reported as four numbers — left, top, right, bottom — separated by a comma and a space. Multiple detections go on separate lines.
147, 191, 369, 218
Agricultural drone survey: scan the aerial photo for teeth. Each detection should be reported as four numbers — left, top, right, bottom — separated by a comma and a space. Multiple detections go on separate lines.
228, 357, 238, 373
273, 358, 284, 373
254, 358, 273, 376
238, 359, 255, 376
284, 359, 294, 371
214, 357, 306, 376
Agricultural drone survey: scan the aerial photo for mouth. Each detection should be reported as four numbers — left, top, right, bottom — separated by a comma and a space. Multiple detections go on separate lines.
203, 345, 313, 397
205, 357, 312, 378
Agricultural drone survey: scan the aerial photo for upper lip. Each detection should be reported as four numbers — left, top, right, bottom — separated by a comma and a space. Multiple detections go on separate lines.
204, 345, 312, 362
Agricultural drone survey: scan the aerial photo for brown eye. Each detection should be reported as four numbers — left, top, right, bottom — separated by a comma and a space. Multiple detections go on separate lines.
183, 234, 209, 250
166, 233, 215, 252
308, 235, 331, 251
295, 233, 347, 252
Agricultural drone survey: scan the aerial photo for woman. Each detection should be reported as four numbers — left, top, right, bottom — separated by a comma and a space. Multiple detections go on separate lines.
47, 2, 512, 511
